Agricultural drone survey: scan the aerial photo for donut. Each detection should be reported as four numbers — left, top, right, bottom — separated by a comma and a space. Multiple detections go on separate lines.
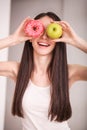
24, 20, 44, 37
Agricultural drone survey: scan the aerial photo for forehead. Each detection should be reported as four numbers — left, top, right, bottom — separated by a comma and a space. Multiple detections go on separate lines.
39, 16, 54, 27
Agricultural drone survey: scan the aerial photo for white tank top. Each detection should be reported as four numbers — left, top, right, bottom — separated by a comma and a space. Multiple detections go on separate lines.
22, 80, 70, 130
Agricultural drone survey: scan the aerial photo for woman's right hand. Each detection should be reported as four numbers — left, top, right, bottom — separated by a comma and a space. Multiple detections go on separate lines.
13, 17, 33, 43
0, 17, 33, 50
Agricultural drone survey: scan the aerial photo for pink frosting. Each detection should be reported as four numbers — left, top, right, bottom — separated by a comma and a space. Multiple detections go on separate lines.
24, 20, 44, 37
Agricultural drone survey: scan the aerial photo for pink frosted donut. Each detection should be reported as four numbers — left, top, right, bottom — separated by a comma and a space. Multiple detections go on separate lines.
24, 20, 44, 37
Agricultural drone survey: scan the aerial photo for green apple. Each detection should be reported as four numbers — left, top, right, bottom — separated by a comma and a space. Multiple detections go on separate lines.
46, 23, 63, 39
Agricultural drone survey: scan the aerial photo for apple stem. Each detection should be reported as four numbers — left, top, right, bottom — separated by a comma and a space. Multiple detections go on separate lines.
53, 28, 56, 31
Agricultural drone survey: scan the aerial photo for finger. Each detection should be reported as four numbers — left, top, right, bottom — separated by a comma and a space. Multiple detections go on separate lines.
25, 36, 33, 41
50, 38, 63, 43
59, 21, 74, 31
23, 17, 33, 28
18, 17, 33, 30
59, 21, 70, 27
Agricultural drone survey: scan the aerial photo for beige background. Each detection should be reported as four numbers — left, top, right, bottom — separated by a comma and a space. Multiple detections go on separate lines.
2, 0, 87, 130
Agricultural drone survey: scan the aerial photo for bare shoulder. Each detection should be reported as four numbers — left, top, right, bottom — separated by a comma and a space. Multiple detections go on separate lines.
68, 64, 87, 87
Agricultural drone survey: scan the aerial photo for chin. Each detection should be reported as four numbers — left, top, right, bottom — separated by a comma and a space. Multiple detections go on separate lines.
33, 48, 54, 57
32, 40, 56, 56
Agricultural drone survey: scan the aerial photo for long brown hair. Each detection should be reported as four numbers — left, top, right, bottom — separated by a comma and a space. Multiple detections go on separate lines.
12, 12, 72, 122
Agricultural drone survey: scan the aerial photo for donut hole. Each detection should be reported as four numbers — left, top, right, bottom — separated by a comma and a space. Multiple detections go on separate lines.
33, 26, 38, 31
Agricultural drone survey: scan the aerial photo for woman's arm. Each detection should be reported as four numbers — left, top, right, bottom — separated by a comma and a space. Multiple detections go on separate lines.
0, 35, 20, 49
52, 21, 87, 53
0, 61, 19, 82
71, 36, 87, 53
0, 17, 32, 50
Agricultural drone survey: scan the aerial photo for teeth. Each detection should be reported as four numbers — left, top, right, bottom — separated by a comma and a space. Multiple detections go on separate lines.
38, 42, 50, 46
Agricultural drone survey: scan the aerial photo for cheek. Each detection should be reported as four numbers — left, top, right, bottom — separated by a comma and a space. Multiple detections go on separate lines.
51, 42, 56, 50
31, 38, 56, 55
31, 39, 37, 48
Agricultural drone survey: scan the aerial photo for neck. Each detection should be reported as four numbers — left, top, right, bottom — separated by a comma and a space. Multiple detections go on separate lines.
33, 52, 52, 74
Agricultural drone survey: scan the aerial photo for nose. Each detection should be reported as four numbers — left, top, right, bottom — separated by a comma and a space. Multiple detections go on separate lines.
42, 31, 48, 40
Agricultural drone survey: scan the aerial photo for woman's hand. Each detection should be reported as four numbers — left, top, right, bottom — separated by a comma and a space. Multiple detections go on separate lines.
51, 21, 78, 44
0, 17, 33, 50
13, 17, 33, 43
51, 21, 87, 53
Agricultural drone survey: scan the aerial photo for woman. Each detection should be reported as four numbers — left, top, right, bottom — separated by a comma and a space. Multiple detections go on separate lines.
0, 12, 87, 130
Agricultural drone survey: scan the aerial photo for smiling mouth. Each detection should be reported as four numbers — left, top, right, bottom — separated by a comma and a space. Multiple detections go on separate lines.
38, 42, 50, 47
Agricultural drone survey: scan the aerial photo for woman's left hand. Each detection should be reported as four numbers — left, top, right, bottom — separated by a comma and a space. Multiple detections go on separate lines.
51, 21, 78, 45
50, 21, 87, 53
